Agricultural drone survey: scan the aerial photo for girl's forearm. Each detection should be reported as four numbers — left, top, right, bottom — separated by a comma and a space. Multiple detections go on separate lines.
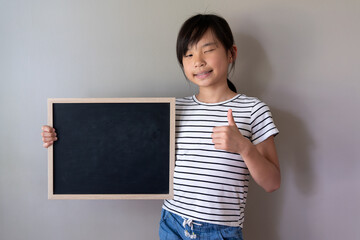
239, 141, 281, 192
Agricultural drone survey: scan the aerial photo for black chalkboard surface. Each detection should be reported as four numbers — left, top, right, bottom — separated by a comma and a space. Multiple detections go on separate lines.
48, 98, 175, 199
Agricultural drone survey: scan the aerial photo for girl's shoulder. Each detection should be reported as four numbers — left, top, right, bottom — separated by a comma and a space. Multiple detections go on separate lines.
233, 95, 273, 115
234, 94, 259, 103
176, 96, 194, 101
174, 94, 269, 108
226, 94, 266, 109
175, 96, 195, 105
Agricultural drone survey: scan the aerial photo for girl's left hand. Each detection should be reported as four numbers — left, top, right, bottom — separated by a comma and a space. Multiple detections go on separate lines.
211, 109, 250, 154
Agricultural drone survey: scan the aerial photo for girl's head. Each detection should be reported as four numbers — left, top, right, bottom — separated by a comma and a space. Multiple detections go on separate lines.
176, 14, 237, 92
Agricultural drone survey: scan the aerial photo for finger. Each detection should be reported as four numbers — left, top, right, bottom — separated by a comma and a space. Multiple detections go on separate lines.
43, 137, 57, 142
213, 143, 223, 150
227, 109, 236, 126
41, 125, 50, 132
212, 138, 222, 144
42, 125, 54, 132
213, 126, 228, 132
43, 141, 53, 148
42, 132, 57, 137
41, 132, 57, 137
211, 132, 225, 139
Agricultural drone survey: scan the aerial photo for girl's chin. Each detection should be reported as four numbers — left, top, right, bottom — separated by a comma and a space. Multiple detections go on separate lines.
191, 80, 211, 87
196, 82, 221, 89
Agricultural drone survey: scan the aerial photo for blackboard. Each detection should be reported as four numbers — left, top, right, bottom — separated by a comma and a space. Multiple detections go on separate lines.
48, 98, 175, 199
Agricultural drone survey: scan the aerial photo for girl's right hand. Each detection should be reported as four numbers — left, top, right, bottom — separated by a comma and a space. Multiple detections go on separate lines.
41, 125, 57, 148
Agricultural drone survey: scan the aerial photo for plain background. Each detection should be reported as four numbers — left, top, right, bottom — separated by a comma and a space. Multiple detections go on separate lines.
1, 0, 359, 239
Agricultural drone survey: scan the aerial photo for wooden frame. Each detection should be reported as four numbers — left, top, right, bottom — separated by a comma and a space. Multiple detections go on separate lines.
48, 98, 175, 200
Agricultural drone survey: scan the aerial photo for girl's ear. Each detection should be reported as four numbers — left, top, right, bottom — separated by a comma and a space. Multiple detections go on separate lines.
228, 45, 237, 63
230, 45, 238, 63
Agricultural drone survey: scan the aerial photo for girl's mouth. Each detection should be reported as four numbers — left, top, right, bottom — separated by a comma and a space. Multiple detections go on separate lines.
194, 70, 213, 79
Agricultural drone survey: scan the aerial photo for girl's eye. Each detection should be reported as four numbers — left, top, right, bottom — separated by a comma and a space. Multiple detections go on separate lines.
204, 49, 215, 53
184, 54, 193, 58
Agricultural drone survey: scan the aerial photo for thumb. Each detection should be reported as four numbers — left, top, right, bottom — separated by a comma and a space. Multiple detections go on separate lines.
227, 109, 236, 126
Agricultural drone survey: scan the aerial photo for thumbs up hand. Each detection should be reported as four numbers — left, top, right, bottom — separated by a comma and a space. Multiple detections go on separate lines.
212, 109, 249, 154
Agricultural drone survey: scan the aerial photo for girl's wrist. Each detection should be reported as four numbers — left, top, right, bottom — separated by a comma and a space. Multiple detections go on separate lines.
237, 137, 255, 157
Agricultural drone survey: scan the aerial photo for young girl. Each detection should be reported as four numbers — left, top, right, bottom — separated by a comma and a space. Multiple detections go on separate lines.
42, 14, 280, 240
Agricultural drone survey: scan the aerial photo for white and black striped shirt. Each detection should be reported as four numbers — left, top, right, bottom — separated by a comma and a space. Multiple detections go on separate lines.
163, 94, 279, 228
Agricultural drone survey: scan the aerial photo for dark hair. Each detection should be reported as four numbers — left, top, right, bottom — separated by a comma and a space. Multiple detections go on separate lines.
176, 14, 237, 93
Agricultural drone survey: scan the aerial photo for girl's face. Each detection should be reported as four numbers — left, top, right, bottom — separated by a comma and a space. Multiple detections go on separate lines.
182, 29, 234, 90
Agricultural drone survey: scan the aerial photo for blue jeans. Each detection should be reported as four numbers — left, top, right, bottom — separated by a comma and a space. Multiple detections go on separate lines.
159, 209, 244, 240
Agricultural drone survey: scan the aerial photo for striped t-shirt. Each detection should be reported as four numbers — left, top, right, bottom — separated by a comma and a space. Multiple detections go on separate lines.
162, 94, 279, 228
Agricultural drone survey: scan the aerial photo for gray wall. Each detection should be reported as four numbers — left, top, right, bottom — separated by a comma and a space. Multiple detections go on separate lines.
1, 0, 359, 239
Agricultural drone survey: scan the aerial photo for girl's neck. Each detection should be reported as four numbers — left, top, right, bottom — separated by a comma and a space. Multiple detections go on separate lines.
196, 86, 238, 104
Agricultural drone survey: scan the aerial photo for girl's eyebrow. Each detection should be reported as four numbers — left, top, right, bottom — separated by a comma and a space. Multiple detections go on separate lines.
187, 42, 217, 51
202, 42, 217, 48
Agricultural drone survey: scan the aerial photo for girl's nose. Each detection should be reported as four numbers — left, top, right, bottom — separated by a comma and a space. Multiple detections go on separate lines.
194, 55, 205, 68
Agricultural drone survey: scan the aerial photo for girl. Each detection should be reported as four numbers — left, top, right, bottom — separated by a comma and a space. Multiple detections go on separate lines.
42, 14, 280, 240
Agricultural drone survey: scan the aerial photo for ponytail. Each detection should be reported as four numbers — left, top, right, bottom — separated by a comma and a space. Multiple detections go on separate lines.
227, 79, 237, 93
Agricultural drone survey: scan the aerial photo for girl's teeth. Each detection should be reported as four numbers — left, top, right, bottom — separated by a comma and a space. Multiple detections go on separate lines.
195, 71, 212, 79
198, 71, 211, 76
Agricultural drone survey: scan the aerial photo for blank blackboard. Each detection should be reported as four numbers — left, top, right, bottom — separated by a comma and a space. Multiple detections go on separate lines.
48, 98, 175, 199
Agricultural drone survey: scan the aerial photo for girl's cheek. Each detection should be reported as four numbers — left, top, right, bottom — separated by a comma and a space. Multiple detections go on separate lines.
183, 70, 193, 81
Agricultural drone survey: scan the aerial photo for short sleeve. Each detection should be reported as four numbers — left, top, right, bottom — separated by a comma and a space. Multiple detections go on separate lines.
250, 99, 279, 145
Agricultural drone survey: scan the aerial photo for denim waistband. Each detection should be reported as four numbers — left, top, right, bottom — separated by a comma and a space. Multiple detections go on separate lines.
163, 208, 240, 231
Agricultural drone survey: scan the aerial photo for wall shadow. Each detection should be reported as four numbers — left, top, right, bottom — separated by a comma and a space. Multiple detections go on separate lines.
232, 33, 315, 239
231, 34, 273, 98
244, 107, 315, 240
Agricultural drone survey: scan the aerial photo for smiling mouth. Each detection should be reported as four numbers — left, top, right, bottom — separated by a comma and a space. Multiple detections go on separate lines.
194, 70, 213, 79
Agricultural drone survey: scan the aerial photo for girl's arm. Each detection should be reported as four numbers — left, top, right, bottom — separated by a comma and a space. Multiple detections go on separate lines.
240, 136, 280, 192
212, 109, 280, 192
